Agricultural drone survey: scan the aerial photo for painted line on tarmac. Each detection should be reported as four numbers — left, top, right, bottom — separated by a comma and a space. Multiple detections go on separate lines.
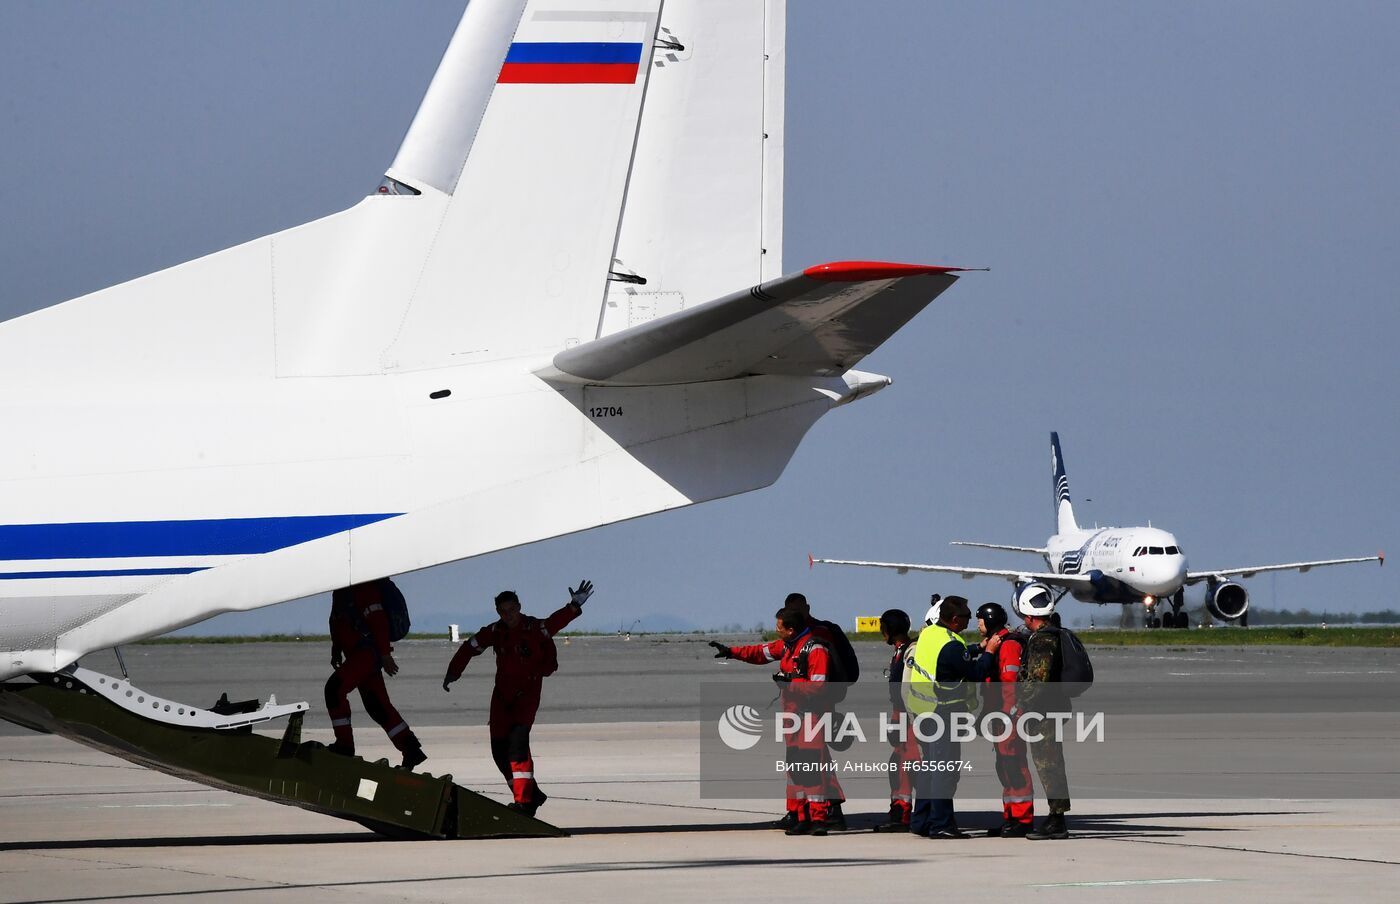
477, 787, 770, 817
95, 803, 234, 810
1032, 878, 1223, 888
0, 756, 144, 771
1305, 670, 1397, 675
1112, 836, 1400, 866
0, 787, 213, 800
1167, 671, 1267, 677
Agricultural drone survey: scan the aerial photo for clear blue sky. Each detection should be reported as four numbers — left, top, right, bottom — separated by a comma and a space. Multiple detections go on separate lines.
0, 1, 1394, 634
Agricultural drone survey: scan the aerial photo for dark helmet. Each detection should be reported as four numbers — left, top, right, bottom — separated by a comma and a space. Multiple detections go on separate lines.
880, 608, 911, 636
976, 602, 1008, 634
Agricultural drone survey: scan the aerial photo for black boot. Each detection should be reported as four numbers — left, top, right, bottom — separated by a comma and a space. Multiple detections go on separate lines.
507, 789, 547, 818
927, 826, 970, 839
827, 802, 847, 831
986, 821, 1014, 838
326, 740, 355, 757
1026, 815, 1069, 840
1001, 821, 1033, 838
776, 811, 800, 830
784, 819, 814, 836
874, 804, 910, 833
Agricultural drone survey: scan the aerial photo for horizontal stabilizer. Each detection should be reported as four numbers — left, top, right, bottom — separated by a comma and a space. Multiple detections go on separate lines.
812, 554, 1092, 588
542, 261, 969, 385
950, 541, 1047, 554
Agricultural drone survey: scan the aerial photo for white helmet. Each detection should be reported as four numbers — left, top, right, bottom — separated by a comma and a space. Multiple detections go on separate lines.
923, 594, 942, 627
1013, 584, 1056, 618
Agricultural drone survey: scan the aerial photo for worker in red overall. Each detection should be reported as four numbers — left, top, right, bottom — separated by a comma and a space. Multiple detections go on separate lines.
325, 580, 425, 769
977, 602, 1034, 837
442, 580, 593, 817
778, 593, 850, 827
710, 607, 837, 835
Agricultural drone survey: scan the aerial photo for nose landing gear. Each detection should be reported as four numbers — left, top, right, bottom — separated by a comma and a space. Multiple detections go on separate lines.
1146, 591, 1189, 629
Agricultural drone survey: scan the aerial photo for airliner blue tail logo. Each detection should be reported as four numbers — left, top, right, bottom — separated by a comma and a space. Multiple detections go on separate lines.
1052, 431, 1071, 504
1060, 550, 1083, 574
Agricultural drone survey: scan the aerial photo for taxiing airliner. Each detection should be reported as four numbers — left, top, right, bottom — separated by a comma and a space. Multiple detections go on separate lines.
815, 433, 1382, 627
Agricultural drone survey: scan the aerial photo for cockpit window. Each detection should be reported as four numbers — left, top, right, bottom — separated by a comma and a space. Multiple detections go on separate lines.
1166, 545, 1180, 555
1133, 547, 1144, 556
1149, 546, 1164, 555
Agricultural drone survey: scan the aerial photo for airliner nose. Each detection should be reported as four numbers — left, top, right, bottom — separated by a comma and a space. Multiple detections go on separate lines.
1146, 556, 1187, 593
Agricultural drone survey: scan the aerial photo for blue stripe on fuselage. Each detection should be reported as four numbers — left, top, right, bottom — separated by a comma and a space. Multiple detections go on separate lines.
0, 567, 206, 580
0, 514, 401, 561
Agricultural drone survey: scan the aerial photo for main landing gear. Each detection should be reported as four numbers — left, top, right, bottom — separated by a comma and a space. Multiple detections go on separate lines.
1145, 591, 1189, 629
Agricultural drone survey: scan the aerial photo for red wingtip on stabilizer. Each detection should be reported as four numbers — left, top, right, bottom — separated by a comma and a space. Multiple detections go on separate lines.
808, 554, 815, 570
803, 261, 985, 282
1380, 551, 1386, 567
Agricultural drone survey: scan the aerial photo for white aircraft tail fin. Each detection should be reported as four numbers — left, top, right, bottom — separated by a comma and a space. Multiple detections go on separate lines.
599, 0, 786, 339
381, 0, 666, 371
0, 0, 676, 382
1051, 431, 1080, 535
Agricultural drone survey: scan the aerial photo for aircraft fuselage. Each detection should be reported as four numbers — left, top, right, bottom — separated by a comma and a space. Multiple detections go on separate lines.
1046, 526, 1187, 603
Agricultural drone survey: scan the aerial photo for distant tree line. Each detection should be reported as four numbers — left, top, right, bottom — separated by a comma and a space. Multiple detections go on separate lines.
1071, 606, 1400, 629
1239, 608, 1400, 626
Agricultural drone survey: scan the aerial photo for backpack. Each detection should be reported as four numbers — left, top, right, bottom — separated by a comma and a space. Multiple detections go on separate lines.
379, 578, 412, 643
1056, 627, 1094, 696
1018, 625, 1093, 697
817, 619, 860, 684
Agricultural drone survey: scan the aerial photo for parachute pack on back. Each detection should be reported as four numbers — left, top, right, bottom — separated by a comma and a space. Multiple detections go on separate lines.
380, 578, 412, 643
816, 618, 860, 684
1057, 627, 1093, 695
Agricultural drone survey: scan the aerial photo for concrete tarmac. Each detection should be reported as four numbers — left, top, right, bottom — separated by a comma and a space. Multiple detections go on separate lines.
2, 639, 1398, 903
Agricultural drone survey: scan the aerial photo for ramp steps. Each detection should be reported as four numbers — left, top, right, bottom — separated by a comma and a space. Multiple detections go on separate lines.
0, 671, 564, 840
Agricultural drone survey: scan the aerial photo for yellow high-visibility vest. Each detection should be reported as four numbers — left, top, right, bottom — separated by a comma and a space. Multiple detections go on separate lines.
903, 625, 978, 714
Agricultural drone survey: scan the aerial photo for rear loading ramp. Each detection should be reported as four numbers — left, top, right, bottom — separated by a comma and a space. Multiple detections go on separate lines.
0, 669, 563, 840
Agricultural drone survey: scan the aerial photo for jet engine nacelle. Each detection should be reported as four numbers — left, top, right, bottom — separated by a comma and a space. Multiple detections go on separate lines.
1205, 581, 1250, 621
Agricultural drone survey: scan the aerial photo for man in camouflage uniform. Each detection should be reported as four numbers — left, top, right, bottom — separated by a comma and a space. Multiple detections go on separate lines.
1013, 585, 1071, 840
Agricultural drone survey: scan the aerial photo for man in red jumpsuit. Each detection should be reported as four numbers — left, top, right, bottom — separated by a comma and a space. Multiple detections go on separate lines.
442, 580, 593, 817
776, 592, 849, 827
977, 601, 1034, 837
710, 607, 837, 835
326, 579, 426, 769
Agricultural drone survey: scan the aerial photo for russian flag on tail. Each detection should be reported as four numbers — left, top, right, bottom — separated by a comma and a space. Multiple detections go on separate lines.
498, 42, 644, 84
